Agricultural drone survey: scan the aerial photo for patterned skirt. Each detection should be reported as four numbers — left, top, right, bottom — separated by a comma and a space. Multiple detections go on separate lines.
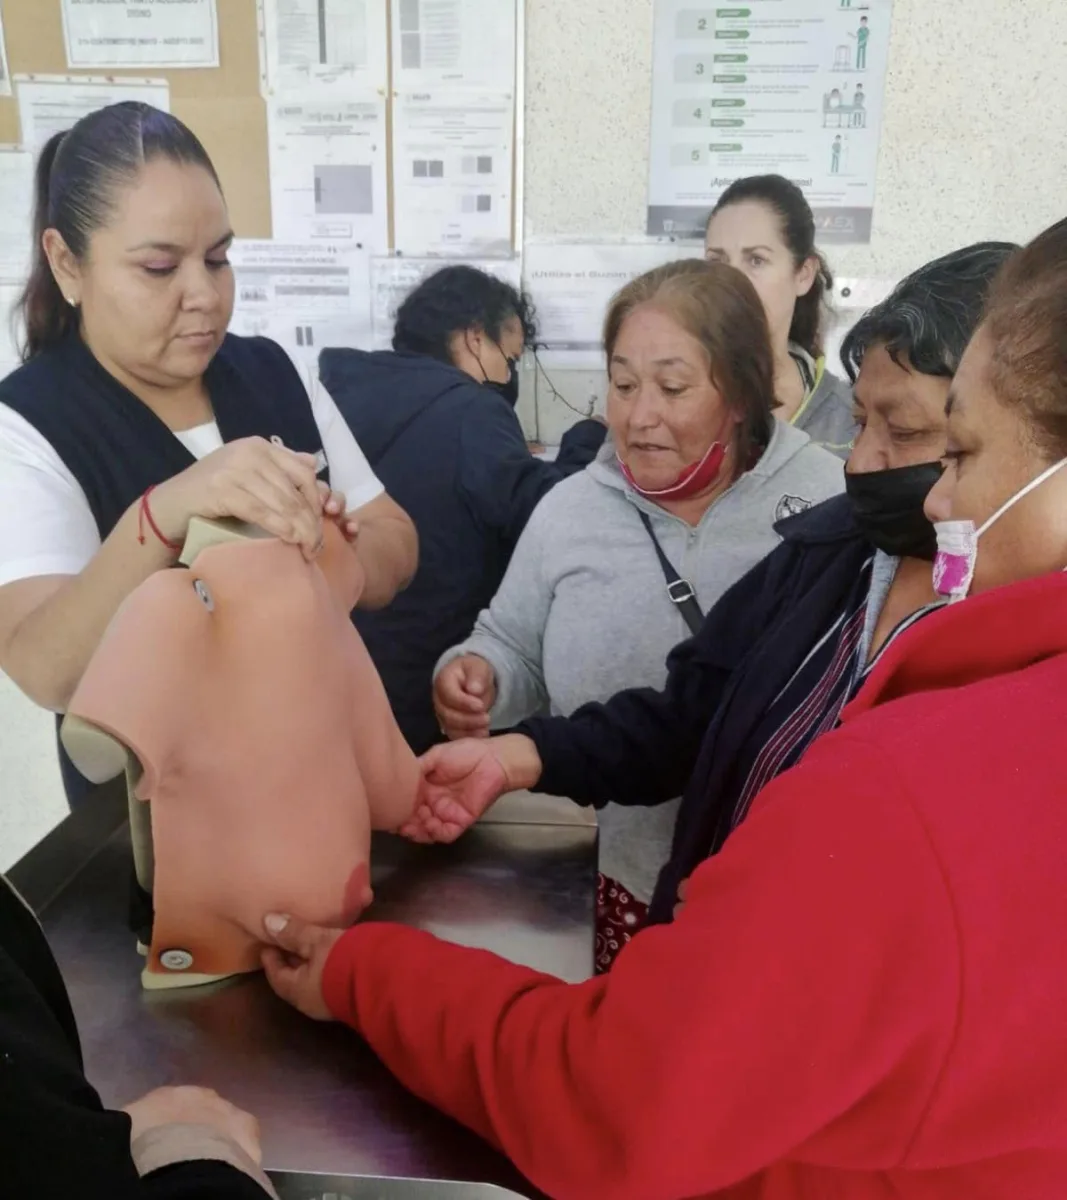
595, 873, 649, 974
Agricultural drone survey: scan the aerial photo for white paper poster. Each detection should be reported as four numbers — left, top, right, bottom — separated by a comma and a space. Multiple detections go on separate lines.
392, 89, 514, 257
260, 0, 388, 95
0, 149, 34, 287
267, 94, 388, 253
647, 0, 893, 243
229, 240, 373, 389
392, 0, 516, 89
61, 0, 219, 69
16, 76, 171, 153
370, 254, 520, 349
0, 285, 22, 384
0, 8, 12, 98
524, 240, 697, 368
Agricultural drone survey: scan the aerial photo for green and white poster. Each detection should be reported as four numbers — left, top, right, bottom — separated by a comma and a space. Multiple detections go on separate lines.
647, 0, 893, 243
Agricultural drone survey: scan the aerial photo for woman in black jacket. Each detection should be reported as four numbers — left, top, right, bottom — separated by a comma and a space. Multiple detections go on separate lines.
404, 242, 1016, 933
321, 266, 606, 753
0, 874, 273, 1198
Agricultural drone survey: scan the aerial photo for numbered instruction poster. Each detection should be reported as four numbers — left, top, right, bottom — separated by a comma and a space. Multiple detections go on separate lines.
647, 0, 893, 243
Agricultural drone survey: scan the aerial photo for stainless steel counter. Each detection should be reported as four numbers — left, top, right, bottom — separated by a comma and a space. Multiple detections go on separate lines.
10, 787, 597, 1199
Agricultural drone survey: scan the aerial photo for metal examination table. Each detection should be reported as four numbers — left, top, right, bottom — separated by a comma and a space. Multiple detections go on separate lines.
10, 786, 597, 1200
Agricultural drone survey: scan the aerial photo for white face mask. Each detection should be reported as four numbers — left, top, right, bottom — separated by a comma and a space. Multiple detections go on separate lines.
932, 456, 1067, 602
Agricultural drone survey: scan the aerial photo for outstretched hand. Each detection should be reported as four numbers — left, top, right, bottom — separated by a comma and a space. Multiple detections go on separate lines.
399, 739, 510, 844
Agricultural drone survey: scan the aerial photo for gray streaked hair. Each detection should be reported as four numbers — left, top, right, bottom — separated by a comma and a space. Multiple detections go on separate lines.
840, 241, 1018, 382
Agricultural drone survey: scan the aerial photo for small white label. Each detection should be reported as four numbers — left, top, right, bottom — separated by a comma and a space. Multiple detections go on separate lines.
160, 949, 193, 971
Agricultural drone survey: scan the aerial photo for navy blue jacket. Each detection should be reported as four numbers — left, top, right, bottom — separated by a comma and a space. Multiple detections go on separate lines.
519, 494, 871, 924
320, 349, 606, 753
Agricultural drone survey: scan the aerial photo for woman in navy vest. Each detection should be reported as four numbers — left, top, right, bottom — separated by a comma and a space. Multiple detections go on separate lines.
0, 102, 417, 807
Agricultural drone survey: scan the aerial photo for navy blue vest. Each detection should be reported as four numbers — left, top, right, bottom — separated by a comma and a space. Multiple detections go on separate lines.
0, 332, 328, 540
0, 333, 329, 820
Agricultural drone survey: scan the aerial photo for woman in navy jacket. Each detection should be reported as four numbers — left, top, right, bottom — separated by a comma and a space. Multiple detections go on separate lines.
320, 266, 605, 753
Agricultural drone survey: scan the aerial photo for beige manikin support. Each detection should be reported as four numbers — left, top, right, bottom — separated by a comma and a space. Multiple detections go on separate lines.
61, 517, 418, 992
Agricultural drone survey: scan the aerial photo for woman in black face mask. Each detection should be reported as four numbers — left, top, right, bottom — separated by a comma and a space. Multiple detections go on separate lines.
318, 264, 606, 753
407, 241, 1019, 924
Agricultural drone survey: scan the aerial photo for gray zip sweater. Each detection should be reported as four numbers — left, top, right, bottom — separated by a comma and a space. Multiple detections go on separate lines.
435, 421, 845, 902
790, 349, 856, 460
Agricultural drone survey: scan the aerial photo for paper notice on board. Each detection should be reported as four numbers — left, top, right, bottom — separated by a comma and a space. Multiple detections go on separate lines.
16, 76, 171, 153
229, 240, 373, 388
392, 90, 514, 257
0, 285, 22, 384
0, 149, 34, 287
60, 0, 219, 69
392, 0, 516, 89
524, 241, 696, 368
646, 0, 894, 243
0, 8, 12, 98
261, 0, 388, 94
370, 255, 520, 349
267, 94, 388, 253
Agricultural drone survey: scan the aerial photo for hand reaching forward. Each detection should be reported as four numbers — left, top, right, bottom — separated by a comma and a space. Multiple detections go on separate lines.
399, 733, 544, 844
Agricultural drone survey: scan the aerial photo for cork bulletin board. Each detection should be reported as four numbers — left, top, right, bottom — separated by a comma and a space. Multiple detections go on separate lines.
0, 0, 273, 237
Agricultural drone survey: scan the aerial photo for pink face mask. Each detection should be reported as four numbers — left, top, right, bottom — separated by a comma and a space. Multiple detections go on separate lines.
932, 456, 1067, 602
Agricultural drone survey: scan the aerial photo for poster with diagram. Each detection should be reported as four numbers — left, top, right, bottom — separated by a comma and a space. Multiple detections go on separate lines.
267, 93, 389, 253
647, 0, 893, 243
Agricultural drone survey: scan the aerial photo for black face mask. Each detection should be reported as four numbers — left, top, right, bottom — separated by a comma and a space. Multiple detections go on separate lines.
845, 461, 944, 560
484, 357, 519, 408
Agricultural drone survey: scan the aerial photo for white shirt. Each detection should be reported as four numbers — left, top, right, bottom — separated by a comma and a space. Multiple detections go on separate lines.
0, 384, 383, 588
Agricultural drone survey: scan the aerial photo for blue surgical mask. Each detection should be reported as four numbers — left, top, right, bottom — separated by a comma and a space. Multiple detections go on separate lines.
932, 456, 1067, 602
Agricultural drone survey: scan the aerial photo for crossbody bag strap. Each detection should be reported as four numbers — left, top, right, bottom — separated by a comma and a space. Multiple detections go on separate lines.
636, 510, 705, 637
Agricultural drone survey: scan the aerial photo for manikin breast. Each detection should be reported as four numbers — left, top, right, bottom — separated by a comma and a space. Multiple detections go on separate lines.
63, 518, 419, 990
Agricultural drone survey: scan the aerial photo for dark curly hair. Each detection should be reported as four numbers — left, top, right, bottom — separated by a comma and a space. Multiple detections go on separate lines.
392, 265, 537, 365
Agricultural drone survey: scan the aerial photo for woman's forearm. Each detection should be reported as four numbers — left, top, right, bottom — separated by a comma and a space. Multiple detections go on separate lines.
354, 516, 417, 608
350, 499, 418, 610
0, 502, 175, 712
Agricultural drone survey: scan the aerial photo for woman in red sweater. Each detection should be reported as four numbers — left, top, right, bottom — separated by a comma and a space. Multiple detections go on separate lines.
259, 218, 1067, 1199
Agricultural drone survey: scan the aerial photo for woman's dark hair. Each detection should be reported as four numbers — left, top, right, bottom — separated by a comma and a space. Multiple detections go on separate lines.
707, 174, 831, 359
981, 220, 1067, 460
603, 259, 775, 468
840, 241, 1017, 384
392, 265, 537, 364
17, 102, 221, 361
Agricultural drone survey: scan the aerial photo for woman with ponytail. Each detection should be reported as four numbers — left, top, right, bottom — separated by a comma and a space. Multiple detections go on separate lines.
705, 174, 856, 458
0, 102, 416, 806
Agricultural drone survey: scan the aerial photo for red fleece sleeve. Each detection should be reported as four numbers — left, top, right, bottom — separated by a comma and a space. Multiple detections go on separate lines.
322, 737, 961, 1200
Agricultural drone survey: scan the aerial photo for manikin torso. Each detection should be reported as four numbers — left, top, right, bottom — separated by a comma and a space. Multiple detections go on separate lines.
66, 522, 419, 988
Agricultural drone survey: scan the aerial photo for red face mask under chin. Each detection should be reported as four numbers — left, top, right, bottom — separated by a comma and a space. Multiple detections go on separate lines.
618, 419, 733, 502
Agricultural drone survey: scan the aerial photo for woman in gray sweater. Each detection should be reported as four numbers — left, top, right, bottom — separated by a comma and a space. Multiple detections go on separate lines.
431, 259, 843, 970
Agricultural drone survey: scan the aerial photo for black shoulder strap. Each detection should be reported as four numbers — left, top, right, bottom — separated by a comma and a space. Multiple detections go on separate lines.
636, 510, 705, 637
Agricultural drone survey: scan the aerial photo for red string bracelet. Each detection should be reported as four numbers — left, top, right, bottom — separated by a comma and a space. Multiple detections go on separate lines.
137, 486, 183, 553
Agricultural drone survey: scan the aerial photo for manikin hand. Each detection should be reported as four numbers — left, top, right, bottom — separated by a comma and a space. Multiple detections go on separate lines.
399, 738, 516, 844
261, 914, 344, 1022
